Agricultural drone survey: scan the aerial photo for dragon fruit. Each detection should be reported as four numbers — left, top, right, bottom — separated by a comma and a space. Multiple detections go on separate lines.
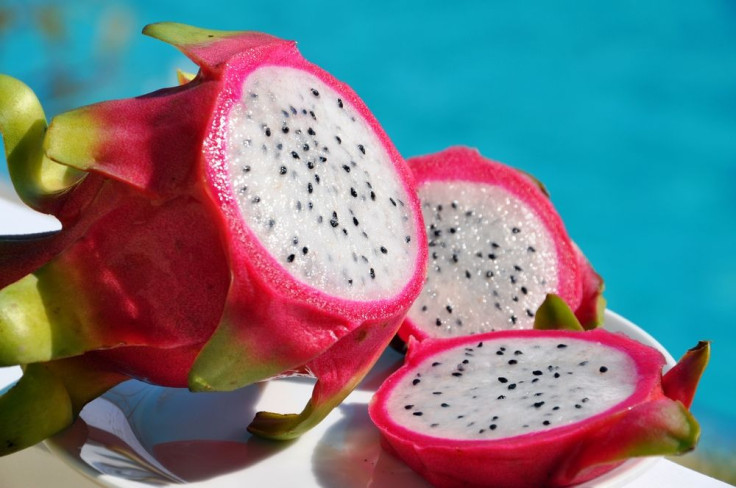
0, 22, 427, 454
400, 146, 603, 343
369, 301, 708, 488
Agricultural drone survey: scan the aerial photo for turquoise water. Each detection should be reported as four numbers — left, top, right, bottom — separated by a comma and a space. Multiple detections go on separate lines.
2, 0, 735, 455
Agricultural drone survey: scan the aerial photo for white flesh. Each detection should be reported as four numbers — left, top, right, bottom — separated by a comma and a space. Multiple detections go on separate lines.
227, 67, 417, 301
407, 181, 559, 336
387, 336, 636, 440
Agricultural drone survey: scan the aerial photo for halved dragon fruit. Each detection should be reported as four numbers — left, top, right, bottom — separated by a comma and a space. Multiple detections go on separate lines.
0, 22, 426, 454
369, 307, 708, 488
400, 146, 603, 342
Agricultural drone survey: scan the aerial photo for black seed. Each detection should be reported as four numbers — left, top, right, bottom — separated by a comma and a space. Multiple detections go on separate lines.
268, 219, 275, 228
451, 254, 459, 263
543, 420, 551, 426
311, 88, 319, 97
449, 227, 457, 234
491, 242, 500, 248
370, 268, 376, 279
533, 401, 545, 408
510, 315, 517, 324
276, 143, 283, 150
521, 286, 528, 294
308, 183, 313, 194
413, 412, 423, 416
412, 378, 420, 386
290, 105, 297, 114
512, 227, 521, 233
287, 254, 295, 263
486, 271, 494, 278
496, 349, 504, 355
579, 361, 589, 366
243, 165, 251, 172
488, 253, 496, 260
452, 372, 463, 377
514, 350, 523, 355
554, 372, 561, 378
498, 377, 508, 383
265, 127, 271, 136
435, 318, 442, 326
336, 136, 342, 144
282, 126, 289, 134
337, 98, 343, 108
404, 404, 413, 410
600, 366, 608, 373
432, 362, 441, 367
291, 151, 300, 159
557, 344, 568, 349
533, 370, 543, 376
433, 391, 442, 395
293, 237, 299, 245
370, 191, 376, 201
282, 109, 289, 118
497, 395, 506, 400
279, 166, 287, 175
441, 403, 450, 408
330, 218, 339, 228
575, 404, 582, 409
307, 127, 316, 136
353, 217, 359, 226
251, 196, 261, 203
508, 383, 517, 390
342, 228, 348, 236
490, 424, 497, 430
465, 270, 472, 279
350, 187, 358, 197
342, 165, 351, 173
302, 247, 308, 255
380, 246, 388, 254
348, 279, 353, 285
528, 246, 536, 252
553, 406, 560, 411
358, 144, 365, 154
319, 156, 327, 162
421, 305, 428, 311
309, 110, 316, 119
446, 305, 453, 313
508, 359, 518, 365
303, 143, 310, 151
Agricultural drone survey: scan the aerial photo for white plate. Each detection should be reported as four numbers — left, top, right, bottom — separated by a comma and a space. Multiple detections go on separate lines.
0, 195, 677, 487
0, 310, 675, 488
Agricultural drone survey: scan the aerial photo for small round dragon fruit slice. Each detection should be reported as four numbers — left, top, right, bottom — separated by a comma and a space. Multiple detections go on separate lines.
401, 146, 603, 342
369, 319, 708, 488
0, 23, 426, 453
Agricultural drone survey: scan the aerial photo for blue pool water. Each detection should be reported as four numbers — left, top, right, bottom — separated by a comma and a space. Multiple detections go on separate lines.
2, 0, 735, 459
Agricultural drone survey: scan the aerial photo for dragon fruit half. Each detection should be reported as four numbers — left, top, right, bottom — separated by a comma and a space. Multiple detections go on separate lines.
400, 146, 603, 343
0, 22, 427, 454
369, 301, 708, 488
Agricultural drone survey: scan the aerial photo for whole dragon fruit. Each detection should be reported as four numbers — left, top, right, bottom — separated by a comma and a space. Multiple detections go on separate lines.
369, 300, 708, 488
0, 22, 427, 454
400, 146, 603, 343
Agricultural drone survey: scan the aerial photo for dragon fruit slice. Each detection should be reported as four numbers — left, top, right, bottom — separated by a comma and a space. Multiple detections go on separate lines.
400, 146, 603, 343
0, 22, 426, 453
369, 310, 708, 488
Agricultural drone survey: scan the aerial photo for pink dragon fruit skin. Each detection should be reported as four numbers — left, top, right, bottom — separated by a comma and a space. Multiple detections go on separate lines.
0, 22, 427, 452
369, 324, 708, 488
400, 146, 604, 342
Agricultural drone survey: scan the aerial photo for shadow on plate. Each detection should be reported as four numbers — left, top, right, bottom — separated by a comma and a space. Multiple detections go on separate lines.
51, 379, 294, 483
312, 402, 428, 488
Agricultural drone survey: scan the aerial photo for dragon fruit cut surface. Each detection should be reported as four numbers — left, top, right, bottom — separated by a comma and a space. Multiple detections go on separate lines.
0, 22, 427, 454
400, 146, 603, 343
369, 314, 708, 488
